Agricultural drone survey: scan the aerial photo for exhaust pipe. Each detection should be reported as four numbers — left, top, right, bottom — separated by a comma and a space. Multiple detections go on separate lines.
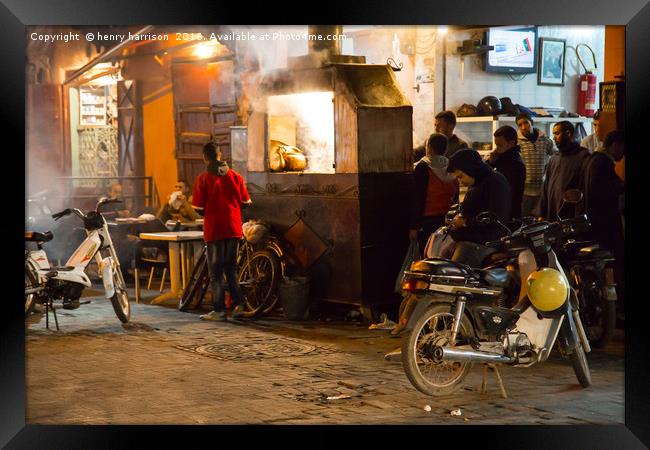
433, 345, 515, 364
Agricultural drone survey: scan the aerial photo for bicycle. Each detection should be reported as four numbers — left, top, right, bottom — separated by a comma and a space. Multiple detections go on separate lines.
178, 235, 285, 318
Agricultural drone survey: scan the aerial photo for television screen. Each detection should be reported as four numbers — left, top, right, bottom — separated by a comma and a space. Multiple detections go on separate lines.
485, 26, 538, 73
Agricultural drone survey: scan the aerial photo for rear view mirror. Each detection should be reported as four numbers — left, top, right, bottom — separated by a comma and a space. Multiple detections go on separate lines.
563, 189, 583, 204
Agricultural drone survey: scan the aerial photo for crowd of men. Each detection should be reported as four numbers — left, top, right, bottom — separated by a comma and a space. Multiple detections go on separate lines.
409, 109, 625, 310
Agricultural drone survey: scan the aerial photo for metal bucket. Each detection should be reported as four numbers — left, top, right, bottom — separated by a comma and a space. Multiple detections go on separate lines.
279, 276, 310, 320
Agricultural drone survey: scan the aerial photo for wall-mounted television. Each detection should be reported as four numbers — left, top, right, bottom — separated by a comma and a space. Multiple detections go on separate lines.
485, 26, 538, 74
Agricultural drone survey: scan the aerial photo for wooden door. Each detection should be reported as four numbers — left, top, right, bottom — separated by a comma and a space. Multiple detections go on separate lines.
172, 58, 236, 188
208, 59, 237, 163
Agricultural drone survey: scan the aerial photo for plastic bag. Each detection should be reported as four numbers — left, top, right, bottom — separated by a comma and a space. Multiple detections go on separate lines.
424, 227, 456, 258
242, 220, 270, 244
394, 240, 422, 294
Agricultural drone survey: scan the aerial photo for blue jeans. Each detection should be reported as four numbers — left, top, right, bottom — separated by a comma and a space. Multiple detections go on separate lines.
206, 238, 244, 312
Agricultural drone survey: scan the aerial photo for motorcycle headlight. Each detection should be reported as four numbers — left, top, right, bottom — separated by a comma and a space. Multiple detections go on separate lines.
527, 268, 568, 312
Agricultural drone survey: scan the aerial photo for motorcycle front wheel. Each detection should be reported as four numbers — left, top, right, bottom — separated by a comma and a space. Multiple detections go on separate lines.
570, 343, 592, 388
402, 303, 474, 396
110, 266, 130, 323
25, 263, 38, 317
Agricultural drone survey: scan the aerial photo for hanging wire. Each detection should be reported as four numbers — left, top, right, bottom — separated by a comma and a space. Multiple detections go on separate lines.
575, 43, 597, 73
507, 73, 528, 81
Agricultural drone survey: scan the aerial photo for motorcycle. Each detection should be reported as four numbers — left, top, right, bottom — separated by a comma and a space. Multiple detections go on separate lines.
24, 198, 131, 324
553, 189, 618, 348
399, 213, 592, 396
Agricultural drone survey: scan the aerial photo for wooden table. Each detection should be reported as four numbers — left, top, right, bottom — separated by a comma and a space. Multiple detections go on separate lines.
164, 220, 204, 231
139, 231, 204, 305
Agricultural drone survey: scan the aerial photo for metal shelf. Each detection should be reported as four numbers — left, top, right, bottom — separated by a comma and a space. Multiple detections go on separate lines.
457, 116, 593, 123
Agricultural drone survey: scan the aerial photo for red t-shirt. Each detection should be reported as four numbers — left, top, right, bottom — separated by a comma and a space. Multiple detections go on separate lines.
192, 168, 250, 242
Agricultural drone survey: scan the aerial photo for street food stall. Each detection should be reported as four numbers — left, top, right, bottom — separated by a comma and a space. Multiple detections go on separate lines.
241, 27, 413, 319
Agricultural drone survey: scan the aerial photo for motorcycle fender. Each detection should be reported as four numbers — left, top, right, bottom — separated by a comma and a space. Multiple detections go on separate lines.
404, 294, 455, 331
559, 304, 582, 355
66, 232, 101, 268
30, 250, 50, 270
52, 268, 92, 287
100, 257, 115, 298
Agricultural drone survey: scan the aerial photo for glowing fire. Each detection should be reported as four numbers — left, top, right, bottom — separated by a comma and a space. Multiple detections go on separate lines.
267, 91, 335, 173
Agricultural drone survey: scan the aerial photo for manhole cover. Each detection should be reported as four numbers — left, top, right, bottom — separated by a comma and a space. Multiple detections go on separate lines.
175, 337, 328, 361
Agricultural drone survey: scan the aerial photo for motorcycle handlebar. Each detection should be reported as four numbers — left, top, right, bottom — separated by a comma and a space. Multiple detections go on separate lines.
485, 240, 503, 248
96, 197, 123, 213
52, 208, 86, 221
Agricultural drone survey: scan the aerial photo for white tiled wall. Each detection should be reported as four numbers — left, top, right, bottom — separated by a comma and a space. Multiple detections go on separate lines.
341, 25, 605, 150
443, 26, 606, 114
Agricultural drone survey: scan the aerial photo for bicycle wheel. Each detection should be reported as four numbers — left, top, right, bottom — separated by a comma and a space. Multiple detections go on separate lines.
261, 251, 282, 314
239, 250, 279, 318
179, 247, 210, 311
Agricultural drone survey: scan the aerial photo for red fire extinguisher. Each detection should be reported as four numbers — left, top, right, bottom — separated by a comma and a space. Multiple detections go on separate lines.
576, 44, 598, 118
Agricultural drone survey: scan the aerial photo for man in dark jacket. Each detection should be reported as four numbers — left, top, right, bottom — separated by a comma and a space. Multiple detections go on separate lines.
487, 125, 526, 221
581, 130, 625, 251
446, 149, 511, 266
580, 130, 625, 310
409, 133, 459, 254
539, 121, 590, 220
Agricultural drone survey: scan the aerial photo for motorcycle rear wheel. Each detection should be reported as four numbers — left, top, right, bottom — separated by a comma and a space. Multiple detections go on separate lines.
402, 303, 473, 396
570, 343, 592, 388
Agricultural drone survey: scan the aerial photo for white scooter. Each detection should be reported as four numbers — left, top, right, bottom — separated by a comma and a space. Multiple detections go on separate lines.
25, 198, 131, 327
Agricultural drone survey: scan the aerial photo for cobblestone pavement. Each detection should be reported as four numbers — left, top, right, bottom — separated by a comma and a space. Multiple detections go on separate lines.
25, 290, 625, 425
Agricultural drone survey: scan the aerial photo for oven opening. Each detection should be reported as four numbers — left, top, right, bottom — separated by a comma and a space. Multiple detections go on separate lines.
267, 91, 335, 174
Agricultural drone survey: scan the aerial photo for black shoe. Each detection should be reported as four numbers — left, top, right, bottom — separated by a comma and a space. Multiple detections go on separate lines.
62, 299, 81, 310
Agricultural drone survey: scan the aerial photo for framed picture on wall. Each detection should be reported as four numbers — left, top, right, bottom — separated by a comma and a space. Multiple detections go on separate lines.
538, 37, 566, 86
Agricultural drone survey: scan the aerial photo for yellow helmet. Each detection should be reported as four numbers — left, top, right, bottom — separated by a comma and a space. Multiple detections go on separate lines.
527, 268, 568, 312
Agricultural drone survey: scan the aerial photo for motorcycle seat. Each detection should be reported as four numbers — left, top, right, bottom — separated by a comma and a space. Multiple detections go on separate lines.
25, 231, 53, 243
474, 268, 510, 287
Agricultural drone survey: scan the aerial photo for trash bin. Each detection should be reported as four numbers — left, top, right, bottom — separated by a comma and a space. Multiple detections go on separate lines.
279, 276, 310, 320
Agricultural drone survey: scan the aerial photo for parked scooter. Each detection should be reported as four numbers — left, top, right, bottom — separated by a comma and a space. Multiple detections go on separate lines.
399, 213, 592, 396
24, 198, 131, 324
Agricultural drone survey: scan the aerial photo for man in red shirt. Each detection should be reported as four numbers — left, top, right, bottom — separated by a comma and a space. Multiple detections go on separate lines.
192, 143, 252, 321
409, 133, 459, 254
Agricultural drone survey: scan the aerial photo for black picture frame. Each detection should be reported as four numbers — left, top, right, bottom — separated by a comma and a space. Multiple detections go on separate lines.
4, 0, 650, 448
538, 37, 567, 86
